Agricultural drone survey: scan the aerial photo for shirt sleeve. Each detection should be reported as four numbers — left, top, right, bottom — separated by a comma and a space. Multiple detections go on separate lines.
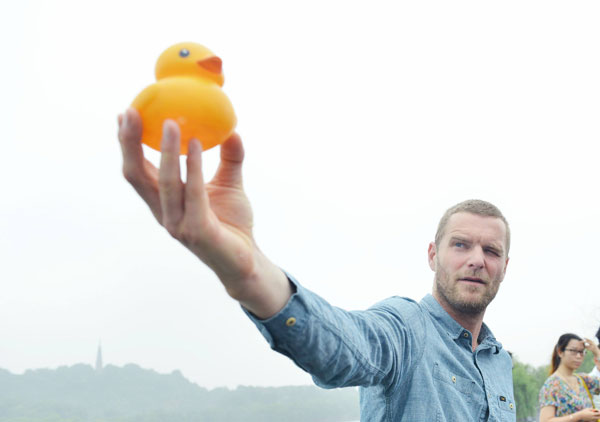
242, 272, 425, 390
538, 377, 560, 409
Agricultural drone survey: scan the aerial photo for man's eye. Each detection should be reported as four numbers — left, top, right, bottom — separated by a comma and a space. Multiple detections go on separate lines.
454, 242, 465, 248
485, 249, 499, 256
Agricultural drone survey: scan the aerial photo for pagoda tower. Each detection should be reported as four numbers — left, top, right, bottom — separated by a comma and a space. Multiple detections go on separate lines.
95, 342, 103, 372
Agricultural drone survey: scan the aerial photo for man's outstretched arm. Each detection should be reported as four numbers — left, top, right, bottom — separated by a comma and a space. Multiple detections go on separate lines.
118, 109, 416, 390
118, 108, 292, 319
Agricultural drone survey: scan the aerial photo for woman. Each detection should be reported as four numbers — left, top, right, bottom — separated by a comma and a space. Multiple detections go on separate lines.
539, 333, 600, 421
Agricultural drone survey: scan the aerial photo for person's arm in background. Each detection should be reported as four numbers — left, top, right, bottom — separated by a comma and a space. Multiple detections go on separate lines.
539, 406, 600, 422
584, 338, 600, 376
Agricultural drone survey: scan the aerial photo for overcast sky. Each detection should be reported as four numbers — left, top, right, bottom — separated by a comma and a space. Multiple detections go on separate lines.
2, 0, 600, 389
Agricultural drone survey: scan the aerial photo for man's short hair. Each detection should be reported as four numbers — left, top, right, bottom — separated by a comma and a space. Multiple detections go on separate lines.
435, 199, 511, 255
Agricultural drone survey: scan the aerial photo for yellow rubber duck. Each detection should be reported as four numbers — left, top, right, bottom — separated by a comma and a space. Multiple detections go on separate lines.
131, 42, 237, 154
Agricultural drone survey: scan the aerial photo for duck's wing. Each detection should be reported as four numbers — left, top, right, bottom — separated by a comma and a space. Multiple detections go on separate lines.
131, 83, 159, 111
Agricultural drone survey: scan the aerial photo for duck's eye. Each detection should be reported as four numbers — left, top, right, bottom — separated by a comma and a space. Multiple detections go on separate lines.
179, 49, 190, 58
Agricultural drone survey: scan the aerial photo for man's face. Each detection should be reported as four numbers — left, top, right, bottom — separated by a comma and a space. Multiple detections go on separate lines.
428, 212, 509, 316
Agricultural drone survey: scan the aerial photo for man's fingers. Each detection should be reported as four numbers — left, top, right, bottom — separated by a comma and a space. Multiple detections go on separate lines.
211, 132, 245, 188
158, 120, 185, 235
119, 108, 145, 176
184, 138, 210, 229
118, 108, 163, 222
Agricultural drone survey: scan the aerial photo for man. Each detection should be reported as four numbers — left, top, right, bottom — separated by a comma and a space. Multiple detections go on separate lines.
117, 109, 515, 421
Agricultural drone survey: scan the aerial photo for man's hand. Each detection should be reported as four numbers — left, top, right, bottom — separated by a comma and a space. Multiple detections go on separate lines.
118, 108, 291, 318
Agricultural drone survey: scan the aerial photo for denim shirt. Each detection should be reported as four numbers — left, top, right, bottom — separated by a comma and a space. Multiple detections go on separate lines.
244, 274, 515, 422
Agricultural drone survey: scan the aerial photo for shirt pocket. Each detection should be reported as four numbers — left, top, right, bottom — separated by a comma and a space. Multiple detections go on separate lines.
433, 362, 476, 396
432, 363, 479, 422
497, 394, 516, 421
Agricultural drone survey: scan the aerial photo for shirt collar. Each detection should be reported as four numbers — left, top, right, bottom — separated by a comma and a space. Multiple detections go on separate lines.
420, 294, 503, 352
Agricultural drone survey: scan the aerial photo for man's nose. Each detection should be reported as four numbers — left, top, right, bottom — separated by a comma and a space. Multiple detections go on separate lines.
467, 246, 485, 269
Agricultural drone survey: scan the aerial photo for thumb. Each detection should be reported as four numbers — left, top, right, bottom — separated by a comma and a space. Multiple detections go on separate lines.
211, 133, 245, 188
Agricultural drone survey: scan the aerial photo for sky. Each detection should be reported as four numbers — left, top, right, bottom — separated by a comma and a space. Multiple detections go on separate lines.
1, 0, 600, 390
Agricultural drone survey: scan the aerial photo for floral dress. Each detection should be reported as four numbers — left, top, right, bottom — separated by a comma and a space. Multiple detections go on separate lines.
538, 373, 600, 417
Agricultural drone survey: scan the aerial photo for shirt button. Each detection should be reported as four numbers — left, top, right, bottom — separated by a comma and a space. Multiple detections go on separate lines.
463, 332, 469, 338
285, 317, 297, 327
509, 404, 514, 409
452, 376, 456, 383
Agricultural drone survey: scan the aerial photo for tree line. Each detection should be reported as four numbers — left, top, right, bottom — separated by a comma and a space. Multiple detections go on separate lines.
0, 364, 359, 422
0, 352, 595, 422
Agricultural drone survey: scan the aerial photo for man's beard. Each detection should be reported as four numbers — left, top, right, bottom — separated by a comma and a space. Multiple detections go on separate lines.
434, 259, 500, 315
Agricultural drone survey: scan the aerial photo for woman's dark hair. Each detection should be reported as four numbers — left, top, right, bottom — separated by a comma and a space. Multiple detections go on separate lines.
596, 326, 600, 344
550, 333, 582, 375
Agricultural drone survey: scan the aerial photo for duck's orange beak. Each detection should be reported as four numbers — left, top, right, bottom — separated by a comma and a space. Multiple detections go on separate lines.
197, 56, 222, 74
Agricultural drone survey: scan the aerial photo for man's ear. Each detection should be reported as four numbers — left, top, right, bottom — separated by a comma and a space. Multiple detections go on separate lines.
428, 242, 437, 271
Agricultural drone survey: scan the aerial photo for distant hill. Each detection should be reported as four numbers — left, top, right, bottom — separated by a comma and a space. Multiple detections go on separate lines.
0, 364, 359, 422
